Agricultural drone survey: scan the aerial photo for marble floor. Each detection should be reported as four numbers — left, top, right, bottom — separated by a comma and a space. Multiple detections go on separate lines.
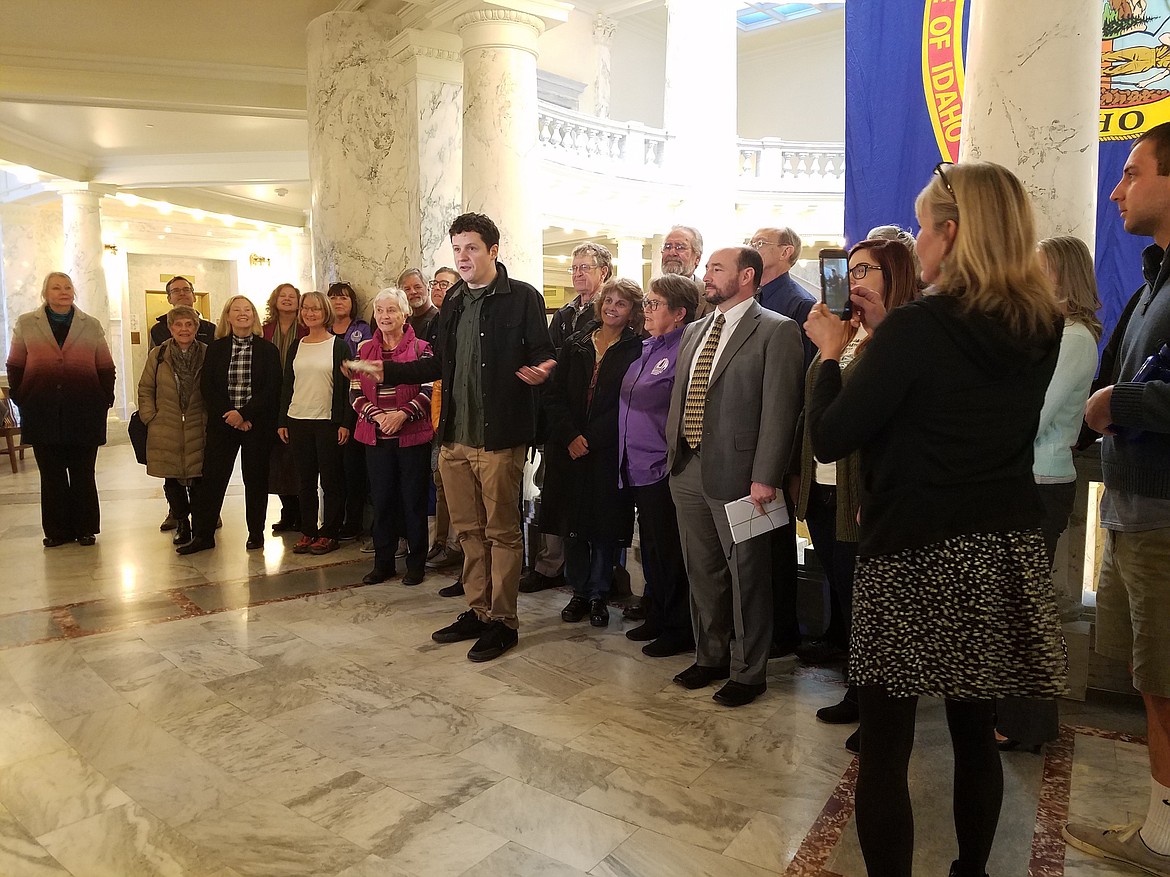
0, 443, 1151, 876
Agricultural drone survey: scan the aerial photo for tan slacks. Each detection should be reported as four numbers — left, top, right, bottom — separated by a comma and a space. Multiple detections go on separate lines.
438, 442, 526, 629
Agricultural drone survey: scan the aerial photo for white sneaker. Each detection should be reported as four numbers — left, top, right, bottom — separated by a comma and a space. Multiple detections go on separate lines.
1063, 822, 1170, 876
360, 538, 375, 554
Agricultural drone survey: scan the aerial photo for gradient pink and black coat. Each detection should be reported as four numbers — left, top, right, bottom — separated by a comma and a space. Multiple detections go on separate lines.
6, 306, 116, 446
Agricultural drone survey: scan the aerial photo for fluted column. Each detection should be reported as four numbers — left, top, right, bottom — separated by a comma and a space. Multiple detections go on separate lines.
61, 190, 110, 327
457, 9, 545, 287
593, 15, 616, 119
662, 0, 739, 247
615, 236, 646, 287
959, 0, 1101, 244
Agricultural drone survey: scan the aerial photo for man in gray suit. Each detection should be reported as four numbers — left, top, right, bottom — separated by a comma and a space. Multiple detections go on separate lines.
666, 245, 804, 707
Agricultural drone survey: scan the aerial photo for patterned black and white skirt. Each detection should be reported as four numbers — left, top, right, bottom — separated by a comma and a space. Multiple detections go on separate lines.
849, 529, 1067, 699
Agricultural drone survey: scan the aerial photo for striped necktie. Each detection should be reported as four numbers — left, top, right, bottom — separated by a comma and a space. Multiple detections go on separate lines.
683, 313, 724, 449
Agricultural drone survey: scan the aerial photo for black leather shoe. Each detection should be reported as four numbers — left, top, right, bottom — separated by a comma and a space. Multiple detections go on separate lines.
520, 569, 564, 593
713, 680, 767, 707
438, 579, 465, 598
432, 610, 490, 644
816, 697, 860, 724
160, 513, 178, 532
176, 538, 214, 555
363, 567, 395, 585
845, 729, 860, 754
402, 568, 425, 587
625, 623, 660, 642
173, 519, 192, 546
589, 599, 609, 627
561, 596, 589, 623
42, 536, 73, 548
271, 519, 297, 534
642, 635, 695, 658
467, 621, 518, 662
673, 663, 730, 690
77, 535, 96, 546
245, 534, 264, 550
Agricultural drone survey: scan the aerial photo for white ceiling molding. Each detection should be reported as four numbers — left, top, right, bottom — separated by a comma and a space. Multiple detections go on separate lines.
94, 152, 310, 188
0, 121, 91, 182
0, 47, 306, 85
115, 187, 306, 228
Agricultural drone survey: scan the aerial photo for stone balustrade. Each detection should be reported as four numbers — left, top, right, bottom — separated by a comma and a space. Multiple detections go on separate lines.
535, 101, 845, 192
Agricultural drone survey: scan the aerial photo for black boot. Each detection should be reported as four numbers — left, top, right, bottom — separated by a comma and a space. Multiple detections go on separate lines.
172, 518, 192, 546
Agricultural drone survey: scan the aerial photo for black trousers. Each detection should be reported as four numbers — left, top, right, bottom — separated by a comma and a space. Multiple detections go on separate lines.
366, 440, 430, 573
340, 438, 368, 536
287, 418, 346, 539
803, 482, 858, 650
33, 443, 100, 540
163, 478, 200, 520
769, 504, 802, 649
195, 421, 273, 541
632, 477, 693, 641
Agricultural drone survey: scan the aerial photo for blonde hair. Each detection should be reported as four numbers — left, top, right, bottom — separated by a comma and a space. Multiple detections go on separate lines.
216, 295, 262, 338
915, 161, 1059, 338
592, 277, 645, 336
264, 283, 300, 323
40, 272, 73, 301
1038, 236, 1103, 342
297, 290, 336, 329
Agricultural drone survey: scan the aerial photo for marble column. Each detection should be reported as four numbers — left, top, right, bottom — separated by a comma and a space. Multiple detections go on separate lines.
307, 13, 462, 310
288, 224, 313, 294
615, 236, 646, 287
0, 204, 42, 366
457, 9, 545, 287
662, 0, 739, 248
648, 232, 666, 280
61, 190, 111, 328
959, 0, 1101, 244
593, 15, 616, 120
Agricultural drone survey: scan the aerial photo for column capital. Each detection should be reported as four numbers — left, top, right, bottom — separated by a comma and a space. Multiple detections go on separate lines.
389, 28, 463, 84
593, 14, 616, 45
455, 8, 546, 55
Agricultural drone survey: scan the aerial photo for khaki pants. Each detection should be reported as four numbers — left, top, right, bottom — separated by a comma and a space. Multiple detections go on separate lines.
439, 442, 526, 629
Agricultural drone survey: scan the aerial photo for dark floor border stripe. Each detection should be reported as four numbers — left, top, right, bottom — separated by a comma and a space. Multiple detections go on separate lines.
783, 756, 857, 876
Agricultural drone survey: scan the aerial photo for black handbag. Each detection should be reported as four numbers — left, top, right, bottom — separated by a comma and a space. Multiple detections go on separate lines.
129, 345, 166, 465
128, 411, 148, 464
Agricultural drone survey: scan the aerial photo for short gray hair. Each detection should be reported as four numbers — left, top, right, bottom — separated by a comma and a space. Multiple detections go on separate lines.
669, 225, 703, 256
372, 287, 410, 317
571, 242, 613, 281
166, 306, 201, 328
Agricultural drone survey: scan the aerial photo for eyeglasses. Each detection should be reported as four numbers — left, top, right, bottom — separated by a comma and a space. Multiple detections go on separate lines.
934, 161, 958, 203
849, 263, 881, 280
429, 279, 452, 290
661, 242, 691, 253
644, 299, 669, 312
570, 264, 599, 274
748, 239, 782, 250
301, 305, 324, 313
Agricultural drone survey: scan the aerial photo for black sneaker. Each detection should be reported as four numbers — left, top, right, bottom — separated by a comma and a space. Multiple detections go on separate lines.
561, 595, 589, 623
467, 621, 518, 662
432, 610, 490, 644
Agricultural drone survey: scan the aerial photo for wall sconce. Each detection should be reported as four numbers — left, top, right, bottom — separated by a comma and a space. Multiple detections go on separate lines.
103, 243, 118, 255
249, 254, 271, 267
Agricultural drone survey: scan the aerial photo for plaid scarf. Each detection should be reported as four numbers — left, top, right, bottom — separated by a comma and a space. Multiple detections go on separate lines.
228, 335, 253, 410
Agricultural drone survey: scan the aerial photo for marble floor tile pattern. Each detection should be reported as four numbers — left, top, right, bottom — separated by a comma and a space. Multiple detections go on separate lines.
0, 444, 1152, 875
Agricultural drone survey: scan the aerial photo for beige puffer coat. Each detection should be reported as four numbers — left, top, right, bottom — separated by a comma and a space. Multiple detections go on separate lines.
137, 339, 207, 480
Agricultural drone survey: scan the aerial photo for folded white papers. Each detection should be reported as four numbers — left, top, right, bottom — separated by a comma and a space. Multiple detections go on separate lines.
724, 495, 790, 544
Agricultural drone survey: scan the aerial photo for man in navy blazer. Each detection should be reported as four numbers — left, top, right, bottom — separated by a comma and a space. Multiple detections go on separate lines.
665, 245, 804, 706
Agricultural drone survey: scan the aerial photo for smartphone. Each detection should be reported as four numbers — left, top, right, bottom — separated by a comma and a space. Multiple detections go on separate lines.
818, 248, 851, 319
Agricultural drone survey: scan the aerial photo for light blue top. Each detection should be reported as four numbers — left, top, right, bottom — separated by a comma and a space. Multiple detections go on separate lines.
1033, 319, 1098, 482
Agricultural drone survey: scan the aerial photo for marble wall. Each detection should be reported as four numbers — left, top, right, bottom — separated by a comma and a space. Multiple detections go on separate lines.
413, 77, 463, 276
0, 203, 62, 370
960, 0, 1101, 244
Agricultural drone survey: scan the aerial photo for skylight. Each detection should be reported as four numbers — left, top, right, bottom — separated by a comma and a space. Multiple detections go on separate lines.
736, 2, 845, 31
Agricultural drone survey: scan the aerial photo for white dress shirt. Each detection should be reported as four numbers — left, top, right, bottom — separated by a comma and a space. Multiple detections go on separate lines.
684, 295, 756, 385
